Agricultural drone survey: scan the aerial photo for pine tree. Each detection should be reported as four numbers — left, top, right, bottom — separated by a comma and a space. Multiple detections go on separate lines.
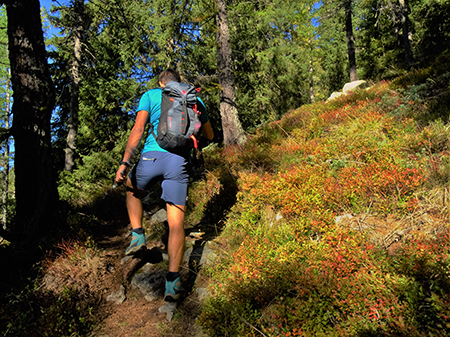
1, 0, 58, 239
344, 0, 358, 81
215, 0, 246, 146
317, 0, 351, 92
0, 6, 11, 232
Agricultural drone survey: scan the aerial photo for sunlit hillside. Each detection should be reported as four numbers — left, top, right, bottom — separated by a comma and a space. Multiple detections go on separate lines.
194, 53, 450, 335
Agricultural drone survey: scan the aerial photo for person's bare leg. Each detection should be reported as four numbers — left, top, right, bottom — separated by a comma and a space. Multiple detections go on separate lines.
124, 177, 146, 255
126, 177, 144, 229
166, 203, 186, 272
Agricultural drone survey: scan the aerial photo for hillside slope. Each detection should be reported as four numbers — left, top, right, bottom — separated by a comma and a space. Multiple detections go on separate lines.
2, 53, 450, 336
196, 58, 450, 336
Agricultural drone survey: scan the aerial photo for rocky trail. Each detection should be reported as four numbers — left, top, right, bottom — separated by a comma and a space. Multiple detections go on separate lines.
86, 205, 218, 337
0, 178, 228, 337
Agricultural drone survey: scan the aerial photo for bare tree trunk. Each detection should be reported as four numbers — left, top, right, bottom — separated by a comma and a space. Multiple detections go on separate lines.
215, 0, 246, 147
65, 0, 84, 172
2, 72, 10, 230
166, 0, 176, 68
5, 0, 58, 239
344, 0, 357, 82
308, 38, 315, 103
399, 0, 414, 65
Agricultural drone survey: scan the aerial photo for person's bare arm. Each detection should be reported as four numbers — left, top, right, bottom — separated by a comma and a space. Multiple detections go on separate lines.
115, 110, 149, 183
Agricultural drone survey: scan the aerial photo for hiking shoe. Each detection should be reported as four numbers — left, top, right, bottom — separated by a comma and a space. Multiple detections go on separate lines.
125, 232, 146, 256
164, 277, 184, 302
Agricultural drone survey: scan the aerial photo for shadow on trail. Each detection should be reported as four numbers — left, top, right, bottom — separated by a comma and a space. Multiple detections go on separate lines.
182, 167, 239, 295
122, 247, 164, 283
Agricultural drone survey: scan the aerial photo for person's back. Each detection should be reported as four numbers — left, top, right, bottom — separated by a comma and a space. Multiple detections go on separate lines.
138, 81, 210, 156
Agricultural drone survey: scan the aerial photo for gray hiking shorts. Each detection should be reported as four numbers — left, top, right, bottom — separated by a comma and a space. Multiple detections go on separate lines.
129, 151, 189, 206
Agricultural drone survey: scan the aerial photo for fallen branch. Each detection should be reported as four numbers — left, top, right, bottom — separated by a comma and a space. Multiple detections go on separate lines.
238, 315, 268, 337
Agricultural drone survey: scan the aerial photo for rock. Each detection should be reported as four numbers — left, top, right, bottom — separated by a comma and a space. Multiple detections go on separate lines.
131, 264, 165, 301
151, 209, 167, 224
189, 231, 205, 239
183, 246, 193, 263
185, 237, 196, 249
120, 255, 132, 265
342, 80, 369, 93
327, 91, 345, 101
335, 213, 353, 224
196, 287, 209, 301
162, 252, 169, 262
327, 80, 370, 101
144, 292, 159, 302
189, 245, 217, 269
269, 212, 283, 228
106, 285, 126, 304
158, 302, 177, 321
199, 245, 217, 266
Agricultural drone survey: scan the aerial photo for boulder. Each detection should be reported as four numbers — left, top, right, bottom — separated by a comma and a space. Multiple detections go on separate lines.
342, 80, 369, 93
327, 91, 345, 101
130, 263, 165, 301
327, 80, 370, 101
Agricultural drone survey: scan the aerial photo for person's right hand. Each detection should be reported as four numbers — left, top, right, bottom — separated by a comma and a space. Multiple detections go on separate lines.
115, 164, 130, 184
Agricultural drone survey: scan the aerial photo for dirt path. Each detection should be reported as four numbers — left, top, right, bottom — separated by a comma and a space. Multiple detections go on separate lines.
92, 292, 205, 337
88, 214, 208, 337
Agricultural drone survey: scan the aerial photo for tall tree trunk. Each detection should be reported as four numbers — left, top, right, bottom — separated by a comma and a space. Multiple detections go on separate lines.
215, 0, 246, 147
399, 0, 414, 65
344, 0, 357, 82
2, 72, 10, 230
65, 0, 83, 172
308, 37, 315, 103
5, 0, 58, 239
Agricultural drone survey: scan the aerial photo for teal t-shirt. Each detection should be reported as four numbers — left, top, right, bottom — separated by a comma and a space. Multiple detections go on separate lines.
137, 87, 209, 154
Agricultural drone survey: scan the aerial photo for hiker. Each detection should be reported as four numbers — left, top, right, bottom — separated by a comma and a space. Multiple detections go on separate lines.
115, 69, 214, 302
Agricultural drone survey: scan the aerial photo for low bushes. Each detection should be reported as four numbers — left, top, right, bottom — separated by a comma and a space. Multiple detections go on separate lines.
199, 79, 450, 335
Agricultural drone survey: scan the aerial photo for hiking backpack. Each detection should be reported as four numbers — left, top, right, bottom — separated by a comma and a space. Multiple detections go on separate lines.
150, 81, 202, 154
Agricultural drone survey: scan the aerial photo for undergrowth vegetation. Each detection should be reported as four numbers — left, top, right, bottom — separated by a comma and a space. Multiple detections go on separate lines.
0, 237, 103, 336
2, 55, 450, 336
196, 58, 450, 335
